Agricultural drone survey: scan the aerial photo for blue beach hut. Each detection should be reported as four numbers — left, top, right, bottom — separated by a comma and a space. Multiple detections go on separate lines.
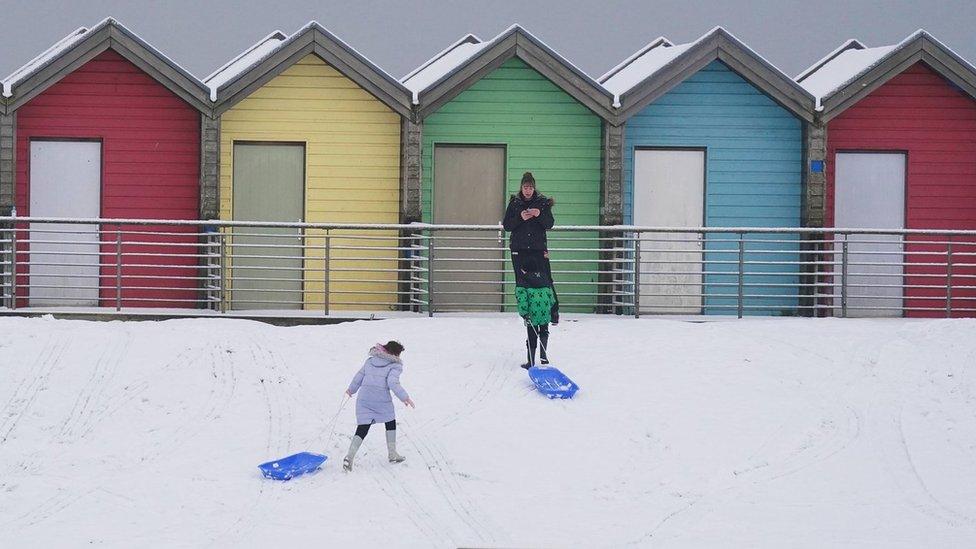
600, 27, 816, 315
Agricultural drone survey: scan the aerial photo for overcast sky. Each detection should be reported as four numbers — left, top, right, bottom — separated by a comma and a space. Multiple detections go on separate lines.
1, 0, 974, 82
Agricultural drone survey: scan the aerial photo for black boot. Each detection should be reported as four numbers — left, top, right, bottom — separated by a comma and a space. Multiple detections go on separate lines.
521, 338, 536, 370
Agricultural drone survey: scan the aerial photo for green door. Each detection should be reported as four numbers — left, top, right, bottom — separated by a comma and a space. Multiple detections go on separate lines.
232, 143, 305, 310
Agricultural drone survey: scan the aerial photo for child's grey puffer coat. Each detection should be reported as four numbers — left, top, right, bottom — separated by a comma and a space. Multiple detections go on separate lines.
347, 344, 409, 424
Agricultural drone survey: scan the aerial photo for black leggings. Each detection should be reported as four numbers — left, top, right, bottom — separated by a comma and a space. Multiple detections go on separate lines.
526, 323, 549, 360
355, 420, 396, 439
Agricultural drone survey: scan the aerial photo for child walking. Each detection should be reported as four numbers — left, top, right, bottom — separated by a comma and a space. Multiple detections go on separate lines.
343, 340, 415, 472
515, 256, 556, 369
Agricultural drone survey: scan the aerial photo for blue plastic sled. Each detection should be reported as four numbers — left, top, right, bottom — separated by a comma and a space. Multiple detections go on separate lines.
528, 365, 579, 399
259, 452, 327, 480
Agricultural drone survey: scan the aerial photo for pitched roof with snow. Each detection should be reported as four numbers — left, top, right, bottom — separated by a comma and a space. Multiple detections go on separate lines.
599, 40, 691, 98
600, 26, 815, 122
204, 30, 288, 100
401, 34, 486, 99
1, 17, 210, 112
204, 20, 412, 117
2, 26, 89, 97
402, 24, 616, 121
797, 30, 976, 114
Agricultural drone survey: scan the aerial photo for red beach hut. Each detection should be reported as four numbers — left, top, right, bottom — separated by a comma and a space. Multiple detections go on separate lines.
0, 19, 213, 308
798, 31, 976, 317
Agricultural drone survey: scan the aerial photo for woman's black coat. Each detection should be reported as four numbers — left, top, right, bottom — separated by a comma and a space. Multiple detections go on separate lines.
502, 193, 554, 251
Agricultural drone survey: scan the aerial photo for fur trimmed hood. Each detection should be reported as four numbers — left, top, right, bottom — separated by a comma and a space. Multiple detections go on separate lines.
368, 344, 403, 365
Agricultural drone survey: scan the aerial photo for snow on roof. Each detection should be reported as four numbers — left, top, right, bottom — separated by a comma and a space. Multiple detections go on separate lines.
2, 17, 208, 101
797, 44, 896, 108
599, 42, 692, 99
598, 37, 673, 83
401, 24, 610, 106
401, 35, 487, 103
797, 29, 976, 110
205, 21, 407, 102
204, 30, 288, 100
794, 39, 866, 82
402, 33, 481, 81
600, 26, 812, 111
2, 24, 91, 97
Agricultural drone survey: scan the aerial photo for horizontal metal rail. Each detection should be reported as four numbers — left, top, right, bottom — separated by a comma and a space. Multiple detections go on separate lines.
2, 216, 975, 318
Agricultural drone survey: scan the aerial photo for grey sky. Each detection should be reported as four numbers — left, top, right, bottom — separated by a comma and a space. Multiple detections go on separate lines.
1, 0, 974, 82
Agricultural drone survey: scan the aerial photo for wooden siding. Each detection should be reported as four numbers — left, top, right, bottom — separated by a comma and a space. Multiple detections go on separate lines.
826, 62, 976, 317
14, 50, 201, 308
420, 57, 603, 312
622, 61, 804, 315
218, 55, 402, 311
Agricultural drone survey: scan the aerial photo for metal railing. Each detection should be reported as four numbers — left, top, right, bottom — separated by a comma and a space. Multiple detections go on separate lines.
2, 216, 975, 318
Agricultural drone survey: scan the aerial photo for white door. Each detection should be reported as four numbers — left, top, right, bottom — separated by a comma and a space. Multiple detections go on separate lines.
834, 152, 906, 317
633, 149, 705, 314
29, 141, 102, 306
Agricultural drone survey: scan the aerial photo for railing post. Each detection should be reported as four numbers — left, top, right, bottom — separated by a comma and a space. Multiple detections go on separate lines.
2, 222, 10, 309
115, 226, 123, 311
207, 225, 220, 311
633, 232, 641, 319
299, 226, 307, 312
426, 230, 435, 317
219, 230, 228, 314
841, 234, 849, 318
737, 233, 745, 319
946, 239, 953, 318
9, 223, 16, 310
323, 230, 331, 315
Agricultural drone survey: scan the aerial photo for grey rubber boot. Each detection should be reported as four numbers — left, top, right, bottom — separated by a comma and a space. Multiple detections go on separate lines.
386, 430, 405, 463
343, 435, 364, 472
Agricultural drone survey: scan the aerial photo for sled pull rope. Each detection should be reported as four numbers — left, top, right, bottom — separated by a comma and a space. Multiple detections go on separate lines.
323, 394, 350, 448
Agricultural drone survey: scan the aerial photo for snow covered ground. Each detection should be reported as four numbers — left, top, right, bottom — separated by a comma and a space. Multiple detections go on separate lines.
1, 315, 975, 548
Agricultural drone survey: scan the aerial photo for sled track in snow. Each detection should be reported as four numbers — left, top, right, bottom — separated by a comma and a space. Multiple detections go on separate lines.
142, 339, 238, 462
371, 454, 445, 546
441, 353, 515, 428
404, 425, 500, 545
57, 336, 130, 442
223, 337, 299, 543
0, 335, 70, 445
0, 343, 224, 534
629, 338, 871, 545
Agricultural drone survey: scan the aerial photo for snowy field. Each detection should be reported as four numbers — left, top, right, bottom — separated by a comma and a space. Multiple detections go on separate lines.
1, 315, 975, 548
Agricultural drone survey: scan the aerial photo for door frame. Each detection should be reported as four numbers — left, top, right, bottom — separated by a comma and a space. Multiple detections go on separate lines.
26, 138, 105, 307
632, 146, 708, 314
430, 143, 509, 312
430, 142, 508, 224
230, 141, 308, 309
832, 149, 909, 229
832, 150, 909, 317
632, 146, 708, 226
26, 137, 105, 218
231, 140, 308, 223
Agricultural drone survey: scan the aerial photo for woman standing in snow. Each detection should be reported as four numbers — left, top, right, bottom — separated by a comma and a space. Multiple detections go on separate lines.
503, 172, 560, 323
343, 341, 415, 472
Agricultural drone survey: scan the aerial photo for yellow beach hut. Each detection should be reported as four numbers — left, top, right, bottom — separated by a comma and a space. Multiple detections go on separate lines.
205, 22, 413, 311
